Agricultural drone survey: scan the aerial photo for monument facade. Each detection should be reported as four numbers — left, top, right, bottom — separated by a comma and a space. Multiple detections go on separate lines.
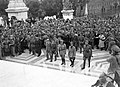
61, 0, 74, 20
6, 0, 29, 20
88, 0, 119, 16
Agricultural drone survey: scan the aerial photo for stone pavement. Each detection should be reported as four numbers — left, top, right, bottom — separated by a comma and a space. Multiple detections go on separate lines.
6, 49, 110, 77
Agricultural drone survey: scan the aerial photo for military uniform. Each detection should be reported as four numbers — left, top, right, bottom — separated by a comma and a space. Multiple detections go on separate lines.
45, 39, 51, 60
30, 37, 36, 55
78, 34, 85, 53
94, 32, 100, 49
0, 43, 2, 59
9, 39, 15, 57
59, 43, 66, 65
68, 45, 76, 67
107, 41, 120, 73
50, 40, 58, 62
3, 39, 10, 57
82, 43, 92, 69
35, 37, 42, 57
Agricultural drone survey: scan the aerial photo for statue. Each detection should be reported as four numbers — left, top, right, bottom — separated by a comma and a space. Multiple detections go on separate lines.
6, 0, 29, 20
61, 0, 74, 20
62, 0, 73, 10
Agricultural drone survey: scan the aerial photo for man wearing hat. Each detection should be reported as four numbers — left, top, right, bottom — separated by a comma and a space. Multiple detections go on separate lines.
68, 42, 76, 67
107, 41, 120, 74
50, 39, 58, 62
81, 40, 92, 70
91, 72, 115, 87
59, 40, 66, 65
9, 35, 15, 57
45, 38, 51, 60
78, 33, 85, 53
30, 35, 36, 55
35, 35, 42, 57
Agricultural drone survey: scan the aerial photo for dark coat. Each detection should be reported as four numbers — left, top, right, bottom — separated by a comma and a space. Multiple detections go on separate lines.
83, 44, 92, 59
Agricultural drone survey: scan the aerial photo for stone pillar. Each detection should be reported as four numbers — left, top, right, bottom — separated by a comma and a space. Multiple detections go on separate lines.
84, 3, 88, 16
61, 0, 74, 20
6, 0, 29, 20
61, 10, 74, 20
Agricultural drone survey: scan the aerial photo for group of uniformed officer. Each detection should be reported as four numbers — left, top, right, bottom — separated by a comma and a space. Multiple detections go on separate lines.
1, 15, 120, 70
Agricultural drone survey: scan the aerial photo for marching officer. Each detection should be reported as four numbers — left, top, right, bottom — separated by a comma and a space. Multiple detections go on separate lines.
68, 42, 76, 67
45, 38, 51, 60
50, 39, 58, 62
78, 33, 85, 53
81, 40, 92, 70
94, 31, 100, 49
59, 40, 66, 65
30, 35, 36, 55
2, 38, 10, 57
35, 35, 42, 57
0, 42, 2, 60
9, 35, 15, 57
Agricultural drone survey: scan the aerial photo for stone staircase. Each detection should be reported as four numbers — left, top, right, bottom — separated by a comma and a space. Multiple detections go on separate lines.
6, 49, 110, 77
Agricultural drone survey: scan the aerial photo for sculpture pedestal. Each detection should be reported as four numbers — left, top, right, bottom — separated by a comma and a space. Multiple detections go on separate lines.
61, 10, 74, 20
5, 0, 29, 20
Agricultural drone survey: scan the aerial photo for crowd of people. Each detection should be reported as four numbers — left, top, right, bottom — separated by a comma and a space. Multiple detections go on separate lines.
0, 15, 120, 62
0, 15, 120, 86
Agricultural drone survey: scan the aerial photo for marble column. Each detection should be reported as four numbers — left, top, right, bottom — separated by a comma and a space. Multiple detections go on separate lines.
6, 0, 29, 20
61, 0, 74, 20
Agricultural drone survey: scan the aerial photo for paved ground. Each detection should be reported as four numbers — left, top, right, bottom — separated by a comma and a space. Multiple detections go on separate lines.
6, 49, 110, 77
0, 61, 98, 87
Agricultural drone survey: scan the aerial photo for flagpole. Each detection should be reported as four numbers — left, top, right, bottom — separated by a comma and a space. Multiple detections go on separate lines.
85, 3, 88, 16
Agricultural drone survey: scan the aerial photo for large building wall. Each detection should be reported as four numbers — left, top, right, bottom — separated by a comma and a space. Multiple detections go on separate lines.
88, 0, 118, 15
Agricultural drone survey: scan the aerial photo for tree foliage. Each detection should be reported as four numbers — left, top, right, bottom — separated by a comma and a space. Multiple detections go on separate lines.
41, 0, 63, 16
0, 0, 9, 16
0, 0, 90, 18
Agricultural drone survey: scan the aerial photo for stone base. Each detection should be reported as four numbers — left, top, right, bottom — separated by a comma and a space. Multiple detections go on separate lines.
61, 10, 74, 20
6, 7, 29, 20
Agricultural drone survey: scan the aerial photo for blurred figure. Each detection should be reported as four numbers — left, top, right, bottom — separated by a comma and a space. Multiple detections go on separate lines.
35, 35, 42, 57
99, 32, 105, 51
59, 40, 66, 65
68, 42, 76, 67
78, 33, 85, 53
45, 39, 51, 60
107, 41, 120, 74
50, 39, 58, 62
94, 31, 99, 49
81, 40, 92, 70
91, 72, 115, 87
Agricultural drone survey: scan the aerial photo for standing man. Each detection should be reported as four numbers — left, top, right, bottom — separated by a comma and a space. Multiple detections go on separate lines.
81, 40, 92, 70
0, 42, 2, 60
68, 42, 76, 67
78, 33, 85, 53
45, 38, 51, 60
30, 35, 36, 55
50, 39, 58, 62
9, 36, 15, 57
35, 35, 42, 57
94, 31, 99, 49
59, 40, 66, 65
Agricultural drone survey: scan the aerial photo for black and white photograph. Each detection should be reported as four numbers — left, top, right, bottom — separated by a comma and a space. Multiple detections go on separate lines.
0, 0, 120, 87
